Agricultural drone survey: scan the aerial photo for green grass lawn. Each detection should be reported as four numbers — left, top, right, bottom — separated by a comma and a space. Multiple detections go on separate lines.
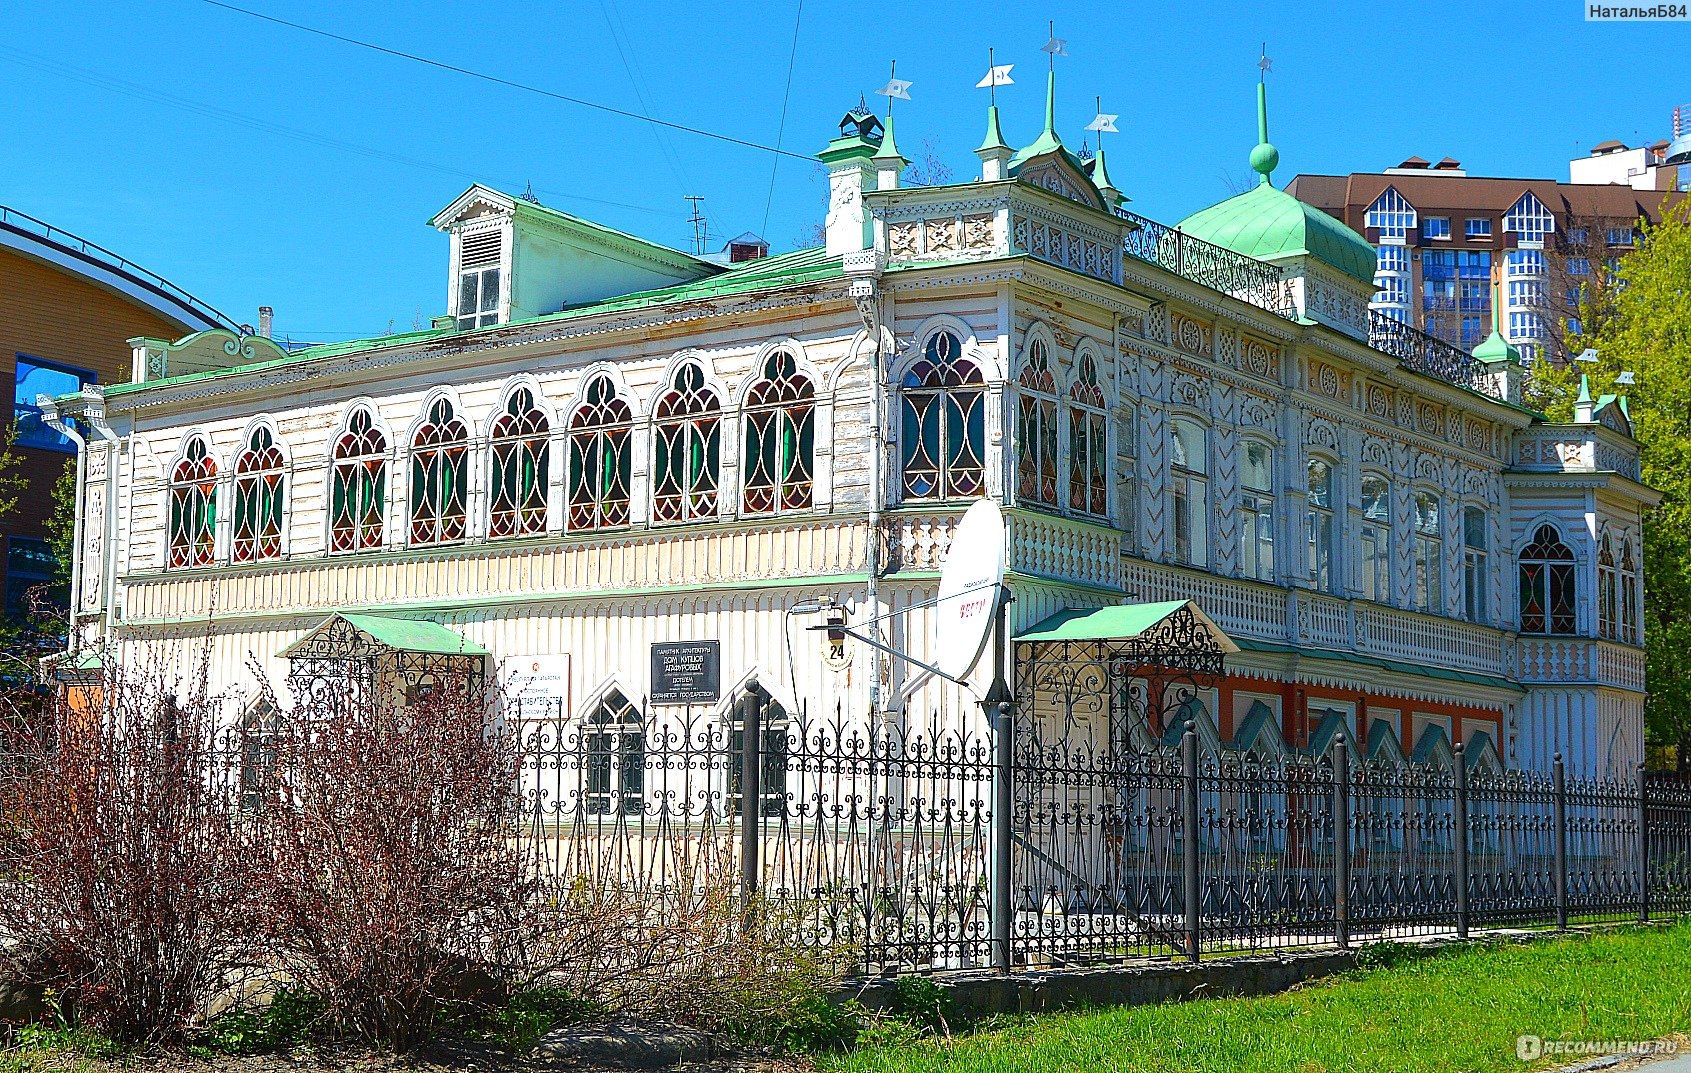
822, 923, 1691, 1073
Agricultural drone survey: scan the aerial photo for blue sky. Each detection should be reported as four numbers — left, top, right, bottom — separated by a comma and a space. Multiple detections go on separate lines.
3, 0, 1685, 344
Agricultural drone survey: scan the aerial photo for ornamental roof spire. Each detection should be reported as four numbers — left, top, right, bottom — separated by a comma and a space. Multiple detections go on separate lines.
1249, 45, 1280, 186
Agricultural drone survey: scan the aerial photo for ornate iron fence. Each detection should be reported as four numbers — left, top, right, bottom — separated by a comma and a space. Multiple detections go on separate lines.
511, 694, 1691, 973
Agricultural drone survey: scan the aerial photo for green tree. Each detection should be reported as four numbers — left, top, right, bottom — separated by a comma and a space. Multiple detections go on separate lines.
1528, 197, 1691, 770
43, 456, 76, 596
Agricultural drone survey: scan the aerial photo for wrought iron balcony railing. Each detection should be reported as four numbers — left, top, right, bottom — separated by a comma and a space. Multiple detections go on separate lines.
1367, 310, 1501, 399
1116, 208, 1299, 321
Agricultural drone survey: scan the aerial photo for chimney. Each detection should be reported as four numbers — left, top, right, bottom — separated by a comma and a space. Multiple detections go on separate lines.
258, 306, 274, 338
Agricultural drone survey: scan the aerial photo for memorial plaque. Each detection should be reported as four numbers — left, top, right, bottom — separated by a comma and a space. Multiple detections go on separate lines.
650, 640, 721, 704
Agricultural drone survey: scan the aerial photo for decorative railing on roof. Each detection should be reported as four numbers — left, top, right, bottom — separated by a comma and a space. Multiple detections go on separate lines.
1116, 208, 1299, 321
0, 204, 236, 331
1366, 310, 1501, 400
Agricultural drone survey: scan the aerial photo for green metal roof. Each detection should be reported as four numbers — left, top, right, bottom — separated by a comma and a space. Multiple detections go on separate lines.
336, 613, 487, 656
1176, 182, 1379, 285
1016, 600, 1238, 653
104, 247, 845, 399
1232, 637, 1524, 693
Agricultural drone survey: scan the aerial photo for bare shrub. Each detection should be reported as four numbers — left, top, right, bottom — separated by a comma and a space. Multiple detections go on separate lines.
250, 680, 541, 1050
535, 837, 851, 1040
0, 660, 252, 1045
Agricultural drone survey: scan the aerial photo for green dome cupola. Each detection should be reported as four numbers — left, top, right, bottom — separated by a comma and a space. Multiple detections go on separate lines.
1176, 79, 1377, 287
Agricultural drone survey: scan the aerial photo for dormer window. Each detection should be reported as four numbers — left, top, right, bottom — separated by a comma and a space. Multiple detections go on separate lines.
456, 228, 504, 330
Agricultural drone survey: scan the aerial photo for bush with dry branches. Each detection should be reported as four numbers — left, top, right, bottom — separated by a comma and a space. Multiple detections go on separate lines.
249, 681, 542, 1050
0, 664, 253, 1046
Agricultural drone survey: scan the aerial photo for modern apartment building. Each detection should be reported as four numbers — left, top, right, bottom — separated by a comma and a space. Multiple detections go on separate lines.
1288, 135, 1686, 364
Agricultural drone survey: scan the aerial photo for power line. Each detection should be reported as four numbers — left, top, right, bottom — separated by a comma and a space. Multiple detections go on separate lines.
760, 0, 805, 240
201, 0, 816, 163
0, 44, 687, 220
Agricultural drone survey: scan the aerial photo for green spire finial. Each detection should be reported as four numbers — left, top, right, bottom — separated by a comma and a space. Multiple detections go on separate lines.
1577, 373, 1593, 404
1249, 45, 1278, 185
1039, 21, 1065, 136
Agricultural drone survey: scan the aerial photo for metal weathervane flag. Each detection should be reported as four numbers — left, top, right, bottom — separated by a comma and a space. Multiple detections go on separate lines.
1086, 113, 1120, 134
1041, 35, 1068, 57
976, 64, 1015, 88
877, 78, 913, 101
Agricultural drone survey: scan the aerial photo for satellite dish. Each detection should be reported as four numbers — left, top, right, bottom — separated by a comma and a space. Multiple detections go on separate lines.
934, 499, 1007, 681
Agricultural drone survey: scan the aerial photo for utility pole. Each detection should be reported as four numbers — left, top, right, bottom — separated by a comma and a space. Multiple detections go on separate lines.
684, 196, 707, 256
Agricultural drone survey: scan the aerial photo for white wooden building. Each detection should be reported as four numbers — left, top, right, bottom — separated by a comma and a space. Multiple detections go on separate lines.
44, 85, 1656, 780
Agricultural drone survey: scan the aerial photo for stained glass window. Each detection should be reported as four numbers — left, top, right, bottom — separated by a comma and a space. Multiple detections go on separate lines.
489, 387, 550, 539
232, 426, 285, 563
900, 330, 985, 500
330, 406, 387, 553
741, 350, 815, 514
568, 375, 633, 530
652, 363, 720, 524
1068, 350, 1107, 517
1015, 337, 1058, 508
409, 397, 468, 545
168, 435, 218, 569
1519, 523, 1576, 635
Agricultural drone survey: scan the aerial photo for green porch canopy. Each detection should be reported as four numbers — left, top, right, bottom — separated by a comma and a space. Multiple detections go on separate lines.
279, 612, 488, 659
1016, 600, 1239, 653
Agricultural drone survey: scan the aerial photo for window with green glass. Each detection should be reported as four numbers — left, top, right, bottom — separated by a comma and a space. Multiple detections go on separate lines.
489, 387, 550, 538
901, 330, 984, 501
232, 425, 286, 563
409, 397, 468, 545
169, 434, 218, 569
651, 363, 720, 524
330, 406, 387, 553
741, 350, 814, 515
567, 375, 633, 531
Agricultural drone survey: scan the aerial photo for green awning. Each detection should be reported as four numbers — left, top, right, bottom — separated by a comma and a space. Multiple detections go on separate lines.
1017, 600, 1240, 653
280, 613, 488, 658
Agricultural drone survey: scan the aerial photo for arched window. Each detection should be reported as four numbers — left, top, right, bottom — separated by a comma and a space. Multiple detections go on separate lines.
1620, 538, 1639, 644
1519, 523, 1576, 635
1598, 531, 1617, 640
168, 434, 218, 568
1240, 442, 1274, 582
330, 406, 387, 553
1307, 459, 1335, 593
409, 397, 468, 545
1170, 418, 1208, 568
584, 689, 644, 816
1413, 491, 1441, 614
1068, 351, 1107, 517
1360, 475, 1391, 603
1463, 506, 1488, 624
652, 363, 720, 523
488, 386, 550, 539
568, 376, 633, 531
1015, 336, 1058, 508
232, 426, 286, 563
900, 329, 985, 500
741, 350, 815, 514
